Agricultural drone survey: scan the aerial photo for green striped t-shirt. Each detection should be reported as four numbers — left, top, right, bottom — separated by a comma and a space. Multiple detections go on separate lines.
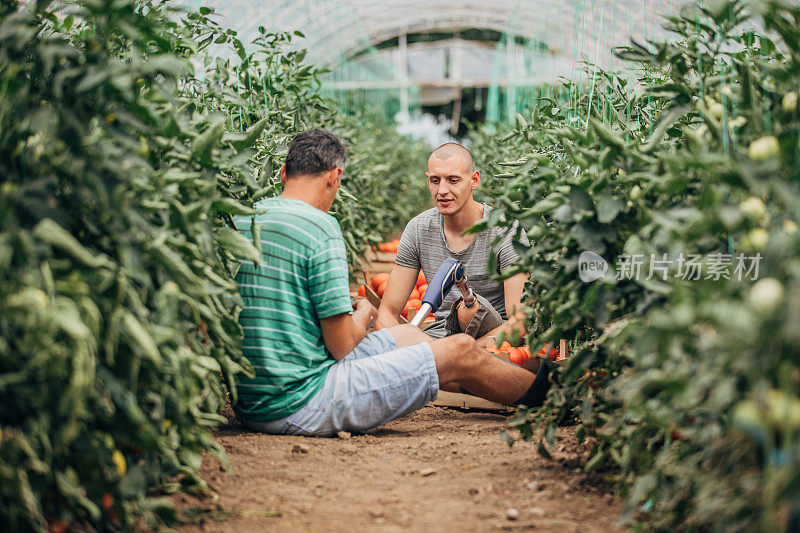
233, 197, 353, 422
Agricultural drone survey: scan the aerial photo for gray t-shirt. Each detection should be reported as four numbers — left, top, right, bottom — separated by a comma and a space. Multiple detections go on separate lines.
394, 204, 526, 321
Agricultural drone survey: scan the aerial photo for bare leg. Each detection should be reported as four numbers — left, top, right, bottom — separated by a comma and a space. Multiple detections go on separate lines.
387, 323, 434, 348
429, 334, 535, 405
438, 382, 462, 393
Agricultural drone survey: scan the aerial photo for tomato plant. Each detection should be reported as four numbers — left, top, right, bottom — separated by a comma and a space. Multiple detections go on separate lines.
0, 1, 430, 530
478, 1, 800, 530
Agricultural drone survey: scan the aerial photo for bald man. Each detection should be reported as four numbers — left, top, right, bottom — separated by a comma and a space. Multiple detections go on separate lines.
376, 143, 529, 346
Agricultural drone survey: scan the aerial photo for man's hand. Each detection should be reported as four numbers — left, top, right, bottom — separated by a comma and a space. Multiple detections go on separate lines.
320, 300, 377, 360
375, 265, 419, 329
353, 298, 377, 331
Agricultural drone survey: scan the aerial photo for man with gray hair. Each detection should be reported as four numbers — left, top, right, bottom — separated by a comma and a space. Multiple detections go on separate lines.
233, 130, 551, 437
376, 142, 529, 346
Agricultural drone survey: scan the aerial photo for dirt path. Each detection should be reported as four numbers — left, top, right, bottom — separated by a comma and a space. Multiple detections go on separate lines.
174, 405, 622, 532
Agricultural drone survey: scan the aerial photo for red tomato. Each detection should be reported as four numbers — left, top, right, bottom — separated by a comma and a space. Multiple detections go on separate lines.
416, 271, 426, 288
377, 281, 388, 298
536, 342, 550, 356
49, 521, 69, 533
510, 349, 525, 366
102, 493, 113, 511
409, 288, 420, 301
357, 285, 366, 297
372, 273, 389, 291
418, 283, 428, 297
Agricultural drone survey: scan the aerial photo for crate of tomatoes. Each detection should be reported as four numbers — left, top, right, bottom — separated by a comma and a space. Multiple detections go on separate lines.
486, 339, 571, 367
352, 239, 435, 326
355, 270, 435, 325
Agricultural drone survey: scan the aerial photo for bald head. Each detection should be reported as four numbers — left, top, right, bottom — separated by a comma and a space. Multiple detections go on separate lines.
428, 142, 474, 173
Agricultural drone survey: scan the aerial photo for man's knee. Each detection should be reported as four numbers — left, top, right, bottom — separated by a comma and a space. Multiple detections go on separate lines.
448, 333, 475, 350
442, 333, 482, 367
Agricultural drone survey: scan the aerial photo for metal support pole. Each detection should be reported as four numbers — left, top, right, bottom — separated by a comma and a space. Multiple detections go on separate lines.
397, 31, 409, 120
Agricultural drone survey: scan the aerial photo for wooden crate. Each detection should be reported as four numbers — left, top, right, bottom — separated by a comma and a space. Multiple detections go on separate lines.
432, 391, 513, 411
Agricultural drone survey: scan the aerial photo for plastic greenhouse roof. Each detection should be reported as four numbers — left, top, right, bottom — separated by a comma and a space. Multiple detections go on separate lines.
184, 0, 689, 69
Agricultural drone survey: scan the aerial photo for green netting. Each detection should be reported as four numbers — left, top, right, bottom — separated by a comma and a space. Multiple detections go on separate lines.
319, 45, 421, 119
485, 0, 675, 124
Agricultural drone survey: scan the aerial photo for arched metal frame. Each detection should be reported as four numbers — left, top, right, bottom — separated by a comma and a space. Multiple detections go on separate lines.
180, 0, 691, 123
190, 0, 687, 68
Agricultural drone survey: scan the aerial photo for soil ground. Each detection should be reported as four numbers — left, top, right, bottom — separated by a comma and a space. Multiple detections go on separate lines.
173, 248, 623, 531
173, 405, 623, 532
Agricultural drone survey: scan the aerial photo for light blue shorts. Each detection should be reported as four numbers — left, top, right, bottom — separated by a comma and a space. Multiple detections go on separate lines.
242, 329, 439, 437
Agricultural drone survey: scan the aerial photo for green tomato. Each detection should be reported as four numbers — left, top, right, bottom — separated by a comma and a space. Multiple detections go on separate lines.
782, 91, 798, 113
748, 136, 780, 161
764, 389, 800, 431
742, 228, 769, 251
527, 225, 545, 241
629, 185, 642, 200
748, 277, 784, 314
730, 116, 747, 129
739, 196, 767, 223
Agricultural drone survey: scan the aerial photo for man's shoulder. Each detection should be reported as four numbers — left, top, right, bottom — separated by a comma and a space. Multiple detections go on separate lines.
254, 197, 342, 240
407, 207, 440, 229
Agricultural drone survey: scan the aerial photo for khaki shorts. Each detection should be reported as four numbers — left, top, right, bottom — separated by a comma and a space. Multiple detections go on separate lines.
422, 293, 504, 339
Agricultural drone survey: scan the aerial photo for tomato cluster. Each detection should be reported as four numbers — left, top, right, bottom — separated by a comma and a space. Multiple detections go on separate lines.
357, 270, 431, 321
486, 341, 559, 366
377, 239, 400, 253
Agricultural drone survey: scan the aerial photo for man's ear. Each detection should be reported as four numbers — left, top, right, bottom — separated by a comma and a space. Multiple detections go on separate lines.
327, 167, 343, 188
280, 163, 287, 186
471, 170, 480, 190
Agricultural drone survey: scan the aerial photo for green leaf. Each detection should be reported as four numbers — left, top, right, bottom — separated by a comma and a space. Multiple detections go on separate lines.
215, 228, 261, 264
191, 115, 226, 164
232, 117, 269, 152
33, 219, 112, 269
527, 193, 564, 215
568, 185, 594, 212
590, 117, 626, 151
537, 438, 552, 459
584, 449, 606, 473
464, 219, 489, 235
564, 347, 595, 383
212, 198, 259, 216
122, 311, 161, 363
595, 194, 624, 224
251, 219, 262, 256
